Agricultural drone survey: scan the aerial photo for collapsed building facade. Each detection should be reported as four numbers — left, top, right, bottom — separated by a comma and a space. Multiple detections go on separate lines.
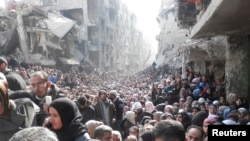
157, 0, 250, 100
0, 0, 152, 72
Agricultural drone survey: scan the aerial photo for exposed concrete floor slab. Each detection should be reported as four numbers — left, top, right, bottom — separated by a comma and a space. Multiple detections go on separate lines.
191, 0, 250, 39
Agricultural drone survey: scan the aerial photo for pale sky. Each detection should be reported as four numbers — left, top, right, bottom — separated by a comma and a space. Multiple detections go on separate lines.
0, 1, 5, 8
122, 0, 161, 52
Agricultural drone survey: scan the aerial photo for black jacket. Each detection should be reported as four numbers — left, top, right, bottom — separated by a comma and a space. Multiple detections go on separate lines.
76, 102, 95, 124
9, 84, 65, 125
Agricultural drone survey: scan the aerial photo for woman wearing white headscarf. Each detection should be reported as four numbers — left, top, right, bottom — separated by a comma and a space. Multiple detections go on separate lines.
120, 111, 136, 140
145, 101, 154, 113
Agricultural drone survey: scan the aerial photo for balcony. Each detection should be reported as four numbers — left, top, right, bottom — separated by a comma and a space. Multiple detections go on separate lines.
191, 0, 250, 39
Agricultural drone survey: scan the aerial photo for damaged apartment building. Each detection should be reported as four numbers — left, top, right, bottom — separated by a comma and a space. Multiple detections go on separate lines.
0, 0, 151, 72
157, 0, 250, 100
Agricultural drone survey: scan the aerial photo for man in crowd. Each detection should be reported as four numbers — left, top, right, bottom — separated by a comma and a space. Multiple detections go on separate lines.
94, 125, 113, 141
9, 71, 65, 125
129, 126, 140, 140
94, 89, 116, 127
153, 120, 185, 141
185, 125, 204, 141
109, 90, 124, 133
76, 95, 95, 124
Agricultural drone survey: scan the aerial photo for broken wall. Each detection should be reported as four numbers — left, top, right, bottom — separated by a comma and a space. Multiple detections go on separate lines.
225, 35, 250, 100
156, 0, 189, 68
58, 0, 89, 41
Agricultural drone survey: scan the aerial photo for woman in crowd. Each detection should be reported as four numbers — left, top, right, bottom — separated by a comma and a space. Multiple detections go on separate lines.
151, 83, 158, 102
85, 120, 104, 139
203, 118, 216, 141
145, 101, 155, 114
47, 97, 90, 141
208, 103, 218, 115
121, 110, 136, 140
176, 112, 192, 131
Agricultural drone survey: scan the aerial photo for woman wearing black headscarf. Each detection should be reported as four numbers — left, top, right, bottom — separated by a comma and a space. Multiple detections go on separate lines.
47, 98, 90, 141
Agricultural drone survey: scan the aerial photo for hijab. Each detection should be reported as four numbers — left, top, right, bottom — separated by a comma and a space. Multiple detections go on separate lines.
145, 101, 154, 113
49, 98, 87, 141
125, 111, 136, 125
85, 120, 104, 138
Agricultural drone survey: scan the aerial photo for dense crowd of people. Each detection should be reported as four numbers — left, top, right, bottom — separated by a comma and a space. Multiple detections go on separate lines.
0, 55, 249, 141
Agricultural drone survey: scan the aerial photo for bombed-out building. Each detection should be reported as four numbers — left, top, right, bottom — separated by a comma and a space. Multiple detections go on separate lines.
157, 0, 250, 100
0, 0, 151, 73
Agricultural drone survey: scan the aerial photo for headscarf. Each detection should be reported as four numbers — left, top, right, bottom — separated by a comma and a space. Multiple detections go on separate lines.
85, 120, 104, 138
203, 118, 216, 125
140, 116, 152, 125
223, 108, 231, 119
227, 93, 237, 105
145, 101, 154, 113
125, 111, 136, 125
222, 119, 236, 125
48, 98, 87, 141
131, 102, 142, 111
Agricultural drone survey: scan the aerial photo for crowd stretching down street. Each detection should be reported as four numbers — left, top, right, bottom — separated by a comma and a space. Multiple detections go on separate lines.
1, 0, 250, 140
0, 55, 249, 141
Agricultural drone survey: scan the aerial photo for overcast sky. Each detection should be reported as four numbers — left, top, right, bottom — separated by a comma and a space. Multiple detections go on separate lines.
122, 0, 161, 54
0, 1, 4, 8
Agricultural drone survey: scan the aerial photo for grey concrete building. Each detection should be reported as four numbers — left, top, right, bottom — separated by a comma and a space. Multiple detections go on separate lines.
188, 0, 250, 101
0, 0, 151, 73
156, 0, 189, 73
158, 0, 250, 100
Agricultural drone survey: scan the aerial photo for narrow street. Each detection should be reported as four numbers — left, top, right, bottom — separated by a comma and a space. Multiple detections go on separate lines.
0, 0, 250, 141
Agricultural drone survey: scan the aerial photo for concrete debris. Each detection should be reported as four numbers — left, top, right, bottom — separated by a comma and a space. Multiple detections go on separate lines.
0, 3, 80, 68
44, 12, 76, 38
59, 57, 80, 65
0, 0, 151, 73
